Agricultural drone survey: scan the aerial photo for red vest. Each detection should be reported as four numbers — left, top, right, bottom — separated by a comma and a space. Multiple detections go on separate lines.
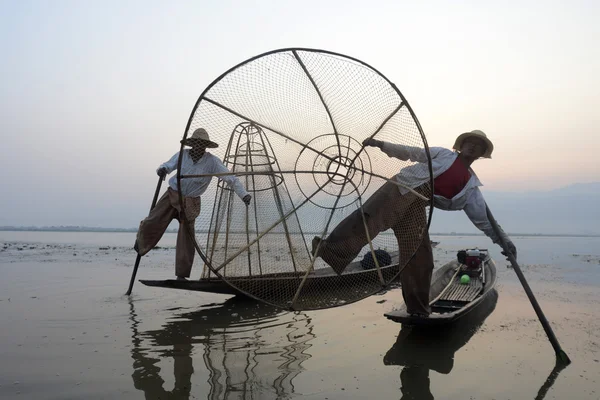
433, 157, 471, 199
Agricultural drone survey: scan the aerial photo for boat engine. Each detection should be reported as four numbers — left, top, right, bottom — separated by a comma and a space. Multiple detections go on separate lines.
457, 248, 487, 277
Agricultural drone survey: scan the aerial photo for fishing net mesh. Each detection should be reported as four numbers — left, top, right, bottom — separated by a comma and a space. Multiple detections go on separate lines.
176, 49, 432, 310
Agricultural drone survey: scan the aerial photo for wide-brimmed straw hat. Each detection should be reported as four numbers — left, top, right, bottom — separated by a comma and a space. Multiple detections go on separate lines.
181, 128, 219, 148
453, 130, 494, 158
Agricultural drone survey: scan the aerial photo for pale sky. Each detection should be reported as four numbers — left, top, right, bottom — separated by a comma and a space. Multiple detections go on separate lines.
0, 0, 598, 228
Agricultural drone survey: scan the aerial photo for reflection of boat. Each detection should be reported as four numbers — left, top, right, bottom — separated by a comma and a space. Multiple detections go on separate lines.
384, 291, 497, 400
384, 290, 567, 400
385, 249, 497, 326
128, 297, 315, 399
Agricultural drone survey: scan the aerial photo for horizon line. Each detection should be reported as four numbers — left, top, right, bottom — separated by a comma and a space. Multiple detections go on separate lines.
1, 226, 599, 238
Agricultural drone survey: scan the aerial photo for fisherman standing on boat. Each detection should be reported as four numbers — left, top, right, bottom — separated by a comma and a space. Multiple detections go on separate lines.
312, 130, 516, 317
135, 128, 251, 280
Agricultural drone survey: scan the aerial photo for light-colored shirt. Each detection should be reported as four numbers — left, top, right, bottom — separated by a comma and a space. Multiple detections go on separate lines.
380, 143, 509, 244
159, 150, 249, 200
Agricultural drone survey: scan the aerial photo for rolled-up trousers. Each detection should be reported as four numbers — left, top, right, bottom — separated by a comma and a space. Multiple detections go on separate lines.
318, 181, 434, 315
136, 187, 201, 278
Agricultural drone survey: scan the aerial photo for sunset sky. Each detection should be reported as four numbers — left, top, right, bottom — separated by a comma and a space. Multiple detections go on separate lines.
1, 0, 598, 228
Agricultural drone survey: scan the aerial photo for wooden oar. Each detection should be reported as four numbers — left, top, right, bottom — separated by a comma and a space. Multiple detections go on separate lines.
126, 176, 164, 295
485, 204, 571, 364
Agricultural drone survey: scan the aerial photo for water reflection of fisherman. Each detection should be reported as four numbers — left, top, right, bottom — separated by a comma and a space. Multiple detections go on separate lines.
128, 297, 315, 400
134, 128, 252, 280
383, 290, 498, 399
129, 299, 193, 399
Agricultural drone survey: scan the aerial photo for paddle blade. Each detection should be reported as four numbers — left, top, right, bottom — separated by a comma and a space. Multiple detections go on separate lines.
556, 350, 571, 365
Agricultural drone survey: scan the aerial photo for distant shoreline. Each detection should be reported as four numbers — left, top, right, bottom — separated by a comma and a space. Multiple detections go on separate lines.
1, 226, 599, 238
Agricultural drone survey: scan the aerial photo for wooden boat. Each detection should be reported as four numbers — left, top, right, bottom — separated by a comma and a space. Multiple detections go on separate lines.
140, 250, 405, 307
139, 241, 445, 298
384, 249, 497, 326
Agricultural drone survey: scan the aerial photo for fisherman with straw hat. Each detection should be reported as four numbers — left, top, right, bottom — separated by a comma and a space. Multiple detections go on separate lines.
135, 128, 252, 280
313, 129, 516, 317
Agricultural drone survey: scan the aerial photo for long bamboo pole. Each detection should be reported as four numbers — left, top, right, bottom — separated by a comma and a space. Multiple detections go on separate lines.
486, 204, 571, 364
126, 175, 164, 295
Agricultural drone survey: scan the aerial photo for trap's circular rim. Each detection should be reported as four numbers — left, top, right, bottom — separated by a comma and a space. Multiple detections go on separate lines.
175, 47, 434, 310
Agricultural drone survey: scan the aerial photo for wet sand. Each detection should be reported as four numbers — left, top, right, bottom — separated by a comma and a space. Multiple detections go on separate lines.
1, 233, 599, 399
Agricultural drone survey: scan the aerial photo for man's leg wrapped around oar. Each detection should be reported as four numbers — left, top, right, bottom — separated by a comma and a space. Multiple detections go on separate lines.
135, 189, 178, 256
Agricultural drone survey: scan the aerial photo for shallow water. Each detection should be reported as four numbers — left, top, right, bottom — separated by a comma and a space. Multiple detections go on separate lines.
0, 232, 599, 399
